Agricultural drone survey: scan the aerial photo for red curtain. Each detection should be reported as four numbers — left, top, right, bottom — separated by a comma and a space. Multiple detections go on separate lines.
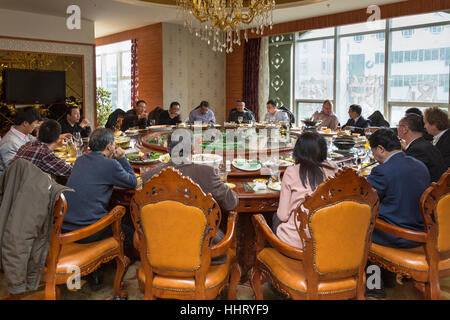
242, 38, 261, 121
131, 39, 139, 108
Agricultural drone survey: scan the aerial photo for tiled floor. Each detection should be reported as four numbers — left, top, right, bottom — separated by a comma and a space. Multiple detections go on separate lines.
2, 260, 449, 300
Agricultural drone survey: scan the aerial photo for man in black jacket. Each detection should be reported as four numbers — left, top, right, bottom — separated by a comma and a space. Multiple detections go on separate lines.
343, 104, 370, 135
398, 114, 446, 182
227, 100, 255, 124
424, 107, 450, 168
59, 105, 91, 137
121, 99, 148, 131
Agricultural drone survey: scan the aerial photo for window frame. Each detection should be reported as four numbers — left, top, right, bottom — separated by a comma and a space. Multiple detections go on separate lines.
272, 15, 450, 126
96, 41, 132, 111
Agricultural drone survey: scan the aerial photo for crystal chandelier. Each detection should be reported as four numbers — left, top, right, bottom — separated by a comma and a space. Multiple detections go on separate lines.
176, 0, 275, 53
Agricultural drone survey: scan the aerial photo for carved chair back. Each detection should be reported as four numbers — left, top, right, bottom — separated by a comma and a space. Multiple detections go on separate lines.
130, 166, 221, 279
294, 168, 379, 297
420, 169, 450, 258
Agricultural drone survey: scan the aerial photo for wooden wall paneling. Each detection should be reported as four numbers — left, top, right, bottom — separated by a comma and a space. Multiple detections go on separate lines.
226, 43, 244, 118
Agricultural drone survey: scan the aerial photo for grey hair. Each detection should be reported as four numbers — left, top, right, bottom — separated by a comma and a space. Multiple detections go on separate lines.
89, 127, 115, 152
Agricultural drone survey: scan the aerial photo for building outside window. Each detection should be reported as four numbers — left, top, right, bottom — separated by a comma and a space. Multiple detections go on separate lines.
96, 40, 132, 111
269, 11, 450, 127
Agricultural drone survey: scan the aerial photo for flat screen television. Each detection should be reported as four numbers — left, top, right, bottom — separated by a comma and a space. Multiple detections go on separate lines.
2, 69, 66, 104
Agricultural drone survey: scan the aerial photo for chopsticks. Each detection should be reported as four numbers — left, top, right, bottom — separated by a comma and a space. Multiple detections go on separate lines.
358, 161, 378, 171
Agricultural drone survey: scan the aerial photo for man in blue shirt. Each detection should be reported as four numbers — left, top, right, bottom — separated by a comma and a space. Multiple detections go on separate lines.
264, 99, 289, 124
188, 101, 216, 124
62, 128, 137, 290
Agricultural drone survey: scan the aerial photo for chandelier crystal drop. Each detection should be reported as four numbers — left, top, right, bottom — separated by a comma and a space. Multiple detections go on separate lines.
176, 0, 275, 53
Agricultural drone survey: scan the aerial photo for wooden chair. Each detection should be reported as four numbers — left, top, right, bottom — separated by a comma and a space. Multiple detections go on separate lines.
130, 166, 241, 300
43, 193, 129, 299
369, 168, 450, 299
251, 168, 379, 300
2, 193, 129, 300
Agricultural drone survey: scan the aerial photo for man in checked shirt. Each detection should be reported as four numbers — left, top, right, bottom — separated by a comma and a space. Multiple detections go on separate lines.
12, 119, 72, 178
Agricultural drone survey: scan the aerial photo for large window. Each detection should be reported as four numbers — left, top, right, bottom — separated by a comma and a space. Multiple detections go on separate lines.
270, 11, 450, 127
96, 40, 132, 111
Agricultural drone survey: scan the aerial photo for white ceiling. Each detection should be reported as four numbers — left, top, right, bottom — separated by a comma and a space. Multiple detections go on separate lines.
0, 0, 406, 38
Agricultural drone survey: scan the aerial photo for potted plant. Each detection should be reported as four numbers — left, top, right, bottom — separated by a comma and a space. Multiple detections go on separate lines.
96, 87, 114, 127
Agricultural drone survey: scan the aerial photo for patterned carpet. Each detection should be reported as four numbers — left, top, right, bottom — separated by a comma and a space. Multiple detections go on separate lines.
1, 260, 449, 300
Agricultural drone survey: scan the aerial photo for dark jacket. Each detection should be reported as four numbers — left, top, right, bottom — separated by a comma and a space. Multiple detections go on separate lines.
227, 108, 255, 124
142, 160, 238, 265
59, 118, 91, 138
0, 159, 71, 294
343, 116, 371, 135
121, 109, 148, 131
158, 110, 181, 125
62, 152, 137, 232
435, 129, 450, 168
367, 152, 430, 248
405, 137, 446, 182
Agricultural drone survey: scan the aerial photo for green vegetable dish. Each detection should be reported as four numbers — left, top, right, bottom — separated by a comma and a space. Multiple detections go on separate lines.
127, 151, 163, 163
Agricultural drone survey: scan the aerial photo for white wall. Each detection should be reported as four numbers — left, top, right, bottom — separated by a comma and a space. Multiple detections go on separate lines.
0, 9, 95, 125
162, 23, 226, 124
0, 8, 94, 44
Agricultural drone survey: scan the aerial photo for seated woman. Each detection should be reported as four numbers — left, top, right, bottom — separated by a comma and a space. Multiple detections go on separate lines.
273, 132, 339, 249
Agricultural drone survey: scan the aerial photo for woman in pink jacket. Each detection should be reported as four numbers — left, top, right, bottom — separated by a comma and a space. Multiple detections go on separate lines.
273, 132, 339, 249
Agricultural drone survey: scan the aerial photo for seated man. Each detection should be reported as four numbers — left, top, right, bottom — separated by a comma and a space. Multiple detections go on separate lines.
227, 100, 255, 124
0, 106, 42, 176
311, 100, 339, 130
343, 104, 370, 135
158, 101, 182, 125
405, 108, 433, 141
264, 99, 289, 124
424, 107, 450, 168
12, 119, 72, 178
62, 128, 138, 289
142, 128, 238, 264
121, 99, 148, 131
367, 128, 430, 249
59, 105, 91, 138
398, 113, 446, 182
188, 101, 216, 124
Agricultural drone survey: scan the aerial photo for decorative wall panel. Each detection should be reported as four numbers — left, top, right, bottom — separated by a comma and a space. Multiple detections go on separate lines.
0, 38, 95, 125
162, 23, 226, 124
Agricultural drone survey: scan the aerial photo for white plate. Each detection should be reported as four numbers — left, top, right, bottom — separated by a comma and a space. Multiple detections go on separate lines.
159, 153, 171, 163
192, 153, 222, 166
267, 181, 281, 191
232, 159, 261, 171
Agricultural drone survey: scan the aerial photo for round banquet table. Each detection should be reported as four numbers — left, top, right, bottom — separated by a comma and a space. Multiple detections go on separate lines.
110, 128, 369, 282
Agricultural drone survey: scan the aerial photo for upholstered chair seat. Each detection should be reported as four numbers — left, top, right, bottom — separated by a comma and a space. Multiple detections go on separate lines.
256, 248, 358, 296
370, 244, 450, 282
137, 248, 235, 299
53, 238, 120, 278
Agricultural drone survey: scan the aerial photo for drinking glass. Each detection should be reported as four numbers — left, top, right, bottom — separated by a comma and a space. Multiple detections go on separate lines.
219, 170, 228, 183
149, 119, 156, 126
238, 116, 243, 125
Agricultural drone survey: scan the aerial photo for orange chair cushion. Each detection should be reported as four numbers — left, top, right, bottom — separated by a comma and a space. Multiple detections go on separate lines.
310, 201, 372, 274
138, 249, 234, 292
56, 237, 119, 274
370, 243, 450, 274
257, 248, 357, 295
436, 195, 450, 253
140, 200, 207, 272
